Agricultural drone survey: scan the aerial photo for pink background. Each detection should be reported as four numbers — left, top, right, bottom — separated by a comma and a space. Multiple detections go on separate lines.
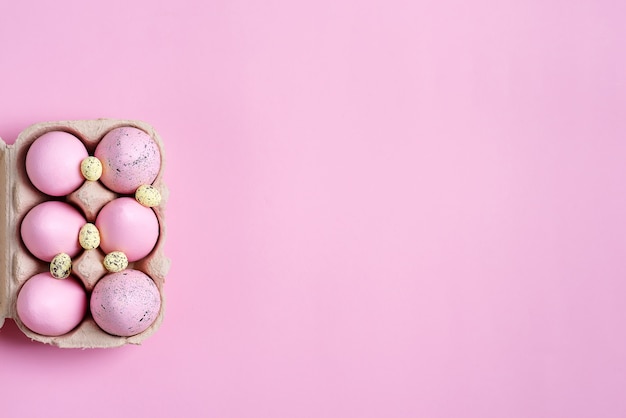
1, 1, 625, 417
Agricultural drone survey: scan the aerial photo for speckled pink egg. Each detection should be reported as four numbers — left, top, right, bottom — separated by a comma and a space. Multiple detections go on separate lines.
26, 131, 88, 196
21, 201, 85, 262
94, 127, 161, 194
90, 269, 161, 337
17, 273, 87, 336
96, 197, 159, 262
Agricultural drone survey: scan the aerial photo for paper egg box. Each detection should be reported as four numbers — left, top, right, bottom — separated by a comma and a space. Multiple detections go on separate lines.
0, 119, 169, 348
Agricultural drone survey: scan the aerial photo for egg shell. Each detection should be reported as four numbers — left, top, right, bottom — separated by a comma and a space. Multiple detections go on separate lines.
90, 269, 161, 337
95, 127, 161, 194
21, 201, 86, 262
96, 197, 159, 262
25, 131, 88, 196
16, 273, 87, 336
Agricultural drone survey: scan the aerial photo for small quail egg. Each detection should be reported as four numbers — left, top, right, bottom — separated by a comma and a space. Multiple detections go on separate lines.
79, 223, 100, 250
50, 253, 72, 279
135, 184, 162, 207
80, 156, 103, 181
103, 251, 128, 273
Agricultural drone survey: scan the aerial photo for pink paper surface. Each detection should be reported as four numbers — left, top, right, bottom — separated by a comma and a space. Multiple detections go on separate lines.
1, 1, 625, 417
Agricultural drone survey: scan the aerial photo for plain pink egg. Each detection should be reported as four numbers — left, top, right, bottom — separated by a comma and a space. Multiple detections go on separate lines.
25, 131, 89, 196
94, 127, 161, 194
17, 273, 87, 336
96, 197, 159, 262
90, 269, 161, 337
21, 201, 86, 262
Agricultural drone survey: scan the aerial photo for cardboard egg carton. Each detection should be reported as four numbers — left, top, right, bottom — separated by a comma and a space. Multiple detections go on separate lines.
0, 119, 169, 348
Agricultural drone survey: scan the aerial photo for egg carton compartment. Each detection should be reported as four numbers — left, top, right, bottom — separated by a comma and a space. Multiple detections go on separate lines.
0, 119, 169, 348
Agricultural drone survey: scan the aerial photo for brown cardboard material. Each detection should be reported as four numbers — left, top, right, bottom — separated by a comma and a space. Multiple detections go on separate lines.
0, 119, 169, 348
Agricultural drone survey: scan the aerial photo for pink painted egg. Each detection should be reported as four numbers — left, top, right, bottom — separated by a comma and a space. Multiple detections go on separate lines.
96, 197, 159, 262
90, 269, 161, 337
94, 127, 161, 194
26, 131, 88, 196
17, 273, 87, 336
20, 201, 86, 262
